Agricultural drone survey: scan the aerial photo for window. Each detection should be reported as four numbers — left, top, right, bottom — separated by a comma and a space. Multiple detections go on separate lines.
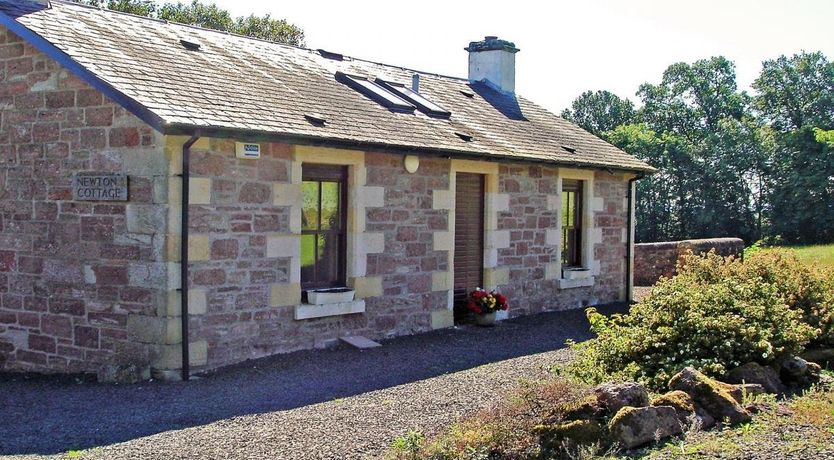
561, 179, 583, 267
300, 165, 348, 290
335, 72, 416, 113
374, 79, 452, 118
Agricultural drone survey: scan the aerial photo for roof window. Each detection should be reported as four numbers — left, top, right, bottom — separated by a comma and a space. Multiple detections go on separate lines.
375, 79, 451, 119
335, 72, 415, 113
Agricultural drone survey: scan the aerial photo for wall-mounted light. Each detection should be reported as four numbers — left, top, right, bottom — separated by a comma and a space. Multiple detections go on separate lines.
404, 155, 419, 173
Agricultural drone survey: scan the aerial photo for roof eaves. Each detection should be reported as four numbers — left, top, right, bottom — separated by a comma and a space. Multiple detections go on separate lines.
0, 9, 167, 132
162, 122, 657, 174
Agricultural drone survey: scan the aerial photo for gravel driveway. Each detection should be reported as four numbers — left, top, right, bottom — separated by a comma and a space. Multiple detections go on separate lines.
0, 304, 627, 459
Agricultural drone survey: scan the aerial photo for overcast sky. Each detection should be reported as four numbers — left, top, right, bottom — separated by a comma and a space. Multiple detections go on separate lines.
208, 0, 834, 114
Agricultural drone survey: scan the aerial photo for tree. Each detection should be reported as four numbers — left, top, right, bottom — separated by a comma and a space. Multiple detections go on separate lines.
753, 52, 834, 244
560, 90, 635, 137
630, 57, 763, 243
73, 0, 305, 46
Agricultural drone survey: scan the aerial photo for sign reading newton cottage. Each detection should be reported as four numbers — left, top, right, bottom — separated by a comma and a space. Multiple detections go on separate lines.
73, 172, 129, 201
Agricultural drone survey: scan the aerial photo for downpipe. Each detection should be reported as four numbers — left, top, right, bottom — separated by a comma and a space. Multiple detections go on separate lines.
625, 174, 645, 303
180, 132, 200, 381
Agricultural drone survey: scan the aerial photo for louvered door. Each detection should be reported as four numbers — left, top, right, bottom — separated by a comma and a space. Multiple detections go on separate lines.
453, 173, 485, 318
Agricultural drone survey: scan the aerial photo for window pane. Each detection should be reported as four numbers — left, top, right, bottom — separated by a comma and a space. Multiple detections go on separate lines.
301, 181, 319, 231
317, 233, 340, 286
320, 181, 340, 230
300, 234, 317, 284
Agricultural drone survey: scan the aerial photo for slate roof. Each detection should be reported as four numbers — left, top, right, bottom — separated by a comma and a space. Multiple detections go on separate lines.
0, 0, 654, 173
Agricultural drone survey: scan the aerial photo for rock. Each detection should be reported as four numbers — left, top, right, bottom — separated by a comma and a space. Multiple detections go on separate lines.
724, 383, 766, 404
595, 382, 650, 414
536, 419, 607, 452
727, 362, 787, 394
800, 348, 834, 368
651, 390, 715, 430
608, 406, 682, 450
556, 394, 606, 422
778, 356, 822, 387
669, 367, 752, 425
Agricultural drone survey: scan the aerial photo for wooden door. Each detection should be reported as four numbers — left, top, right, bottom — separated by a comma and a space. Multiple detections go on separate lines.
453, 173, 485, 320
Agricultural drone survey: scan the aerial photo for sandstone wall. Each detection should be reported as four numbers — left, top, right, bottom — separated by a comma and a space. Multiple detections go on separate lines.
0, 28, 170, 379
634, 237, 745, 286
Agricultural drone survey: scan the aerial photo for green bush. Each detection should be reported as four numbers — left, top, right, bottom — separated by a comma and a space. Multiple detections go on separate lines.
564, 250, 830, 390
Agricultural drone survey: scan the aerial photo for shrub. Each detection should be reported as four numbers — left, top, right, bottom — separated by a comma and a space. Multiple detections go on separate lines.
388, 378, 592, 460
564, 250, 826, 391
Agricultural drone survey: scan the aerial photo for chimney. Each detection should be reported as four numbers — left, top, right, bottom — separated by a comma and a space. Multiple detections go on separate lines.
465, 36, 520, 94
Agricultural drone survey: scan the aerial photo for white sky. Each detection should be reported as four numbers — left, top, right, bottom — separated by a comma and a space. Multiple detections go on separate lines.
208, 0, 834, 113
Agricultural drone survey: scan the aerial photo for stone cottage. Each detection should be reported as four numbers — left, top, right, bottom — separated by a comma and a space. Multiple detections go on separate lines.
0, 0, 654, 381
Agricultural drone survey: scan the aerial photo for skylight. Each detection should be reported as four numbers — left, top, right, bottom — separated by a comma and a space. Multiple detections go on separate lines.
335, 72, 415, 113
375, 79, 451, 119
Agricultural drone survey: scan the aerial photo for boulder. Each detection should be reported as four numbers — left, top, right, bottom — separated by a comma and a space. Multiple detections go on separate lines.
800, 348, 834, 368
726, 362, 787, 394
651, 390, 715, 430
608, 406, 683, 449
668, 367, 751, 425
779, 356, 822, 387
556, 394, 606, 422
724, 383, 766, 404
595, 382, 650, 414
535, 419, 607, 452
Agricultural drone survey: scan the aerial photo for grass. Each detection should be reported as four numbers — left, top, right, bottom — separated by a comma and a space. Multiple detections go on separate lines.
765, 244, 834, 268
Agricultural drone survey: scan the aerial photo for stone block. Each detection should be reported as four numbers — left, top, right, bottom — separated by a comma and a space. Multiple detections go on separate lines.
127, 315, 181, 345
432, 189, 454, 210
187, 234, 210, 261
126, 204, 166, 235
547, 194, 560, 211
188, 288, 207, 315
431, 309, 454, 330
362, 186, 385, 208
269, 283, 301, 307
431, 271, 452, 292
188, 178, 211, 205
152, 339, 207, 370
352, 276, 382, 299
273, 182, 300, 206
487, 230, 510, 249
545, 228, 560, 246
483, 267, 509, 288
266, 234, 300, 258
121, 148, 167, 176
432, 231, 452, 251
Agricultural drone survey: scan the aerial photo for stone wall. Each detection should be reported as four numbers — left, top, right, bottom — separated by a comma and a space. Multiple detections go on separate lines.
184, 143, 633, 372
634, 237, 745, 286
0, 28, 169, 379
0, 26, 635, 379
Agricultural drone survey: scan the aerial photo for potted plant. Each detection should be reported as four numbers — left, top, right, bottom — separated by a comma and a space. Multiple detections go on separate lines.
466, 288, 509, 326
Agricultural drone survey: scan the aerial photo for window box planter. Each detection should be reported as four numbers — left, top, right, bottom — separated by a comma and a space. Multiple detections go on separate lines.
306, 288, 355, 305
294, 299, 366, 320
562, 267, 591, 280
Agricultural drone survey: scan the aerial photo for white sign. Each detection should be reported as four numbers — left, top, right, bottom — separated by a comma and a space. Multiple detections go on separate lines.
235, 142, 261, 159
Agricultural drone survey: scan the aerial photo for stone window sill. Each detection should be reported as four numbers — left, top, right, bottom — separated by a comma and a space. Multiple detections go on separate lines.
294, 299, 366, 320
556, 277, 594, 290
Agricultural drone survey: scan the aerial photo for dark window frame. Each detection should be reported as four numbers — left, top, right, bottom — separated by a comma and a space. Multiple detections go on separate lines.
561, 179, 583, 267
300, 164, 349, 291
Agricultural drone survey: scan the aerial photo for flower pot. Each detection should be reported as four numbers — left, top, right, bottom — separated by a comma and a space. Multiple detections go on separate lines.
475, 312, 497, 327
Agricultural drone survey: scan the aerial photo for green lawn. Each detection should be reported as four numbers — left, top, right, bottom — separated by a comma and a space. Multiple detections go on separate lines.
770, 244, 834, 268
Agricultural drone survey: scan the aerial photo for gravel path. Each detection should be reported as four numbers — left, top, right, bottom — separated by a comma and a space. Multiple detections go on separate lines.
1, 304, 627, 459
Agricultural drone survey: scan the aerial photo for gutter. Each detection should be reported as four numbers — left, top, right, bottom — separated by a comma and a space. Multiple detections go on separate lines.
180, 132, 201, 381
625, 173, 645, 303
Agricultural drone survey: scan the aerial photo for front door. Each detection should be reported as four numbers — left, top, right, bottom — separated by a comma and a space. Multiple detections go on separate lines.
453, 173, 485, 322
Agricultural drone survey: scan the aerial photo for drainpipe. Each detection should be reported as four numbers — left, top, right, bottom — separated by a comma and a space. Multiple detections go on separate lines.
625, 173, 645, 303
180, 132, 200, 381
